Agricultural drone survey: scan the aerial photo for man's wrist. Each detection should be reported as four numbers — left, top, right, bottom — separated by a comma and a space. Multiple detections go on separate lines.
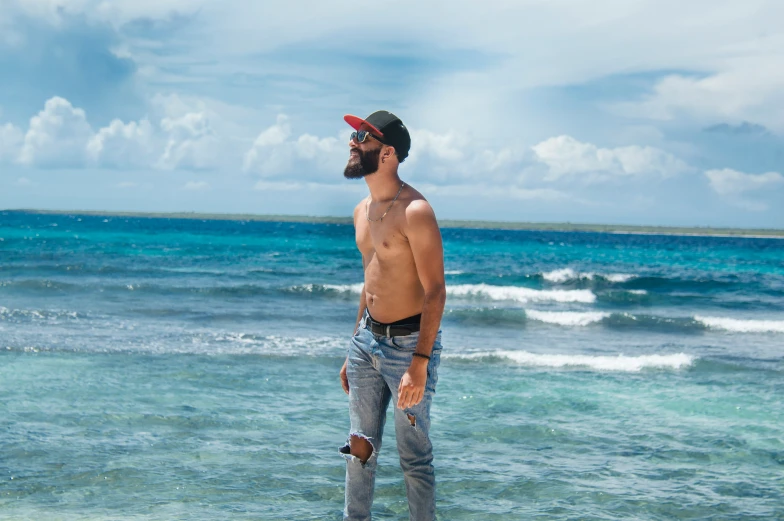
410, 355, 430, 367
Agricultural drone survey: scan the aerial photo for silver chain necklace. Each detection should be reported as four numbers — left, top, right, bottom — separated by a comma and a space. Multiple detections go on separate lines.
365, 182, 405, 222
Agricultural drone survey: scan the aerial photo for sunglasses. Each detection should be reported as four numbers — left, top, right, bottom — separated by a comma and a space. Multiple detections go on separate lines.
350, 130, 386, 144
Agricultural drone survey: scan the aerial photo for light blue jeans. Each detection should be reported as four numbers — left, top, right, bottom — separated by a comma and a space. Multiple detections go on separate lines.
341, 313, 442, 521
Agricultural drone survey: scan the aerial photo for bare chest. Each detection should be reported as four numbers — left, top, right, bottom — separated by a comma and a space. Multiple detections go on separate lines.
355, 217, 410, 262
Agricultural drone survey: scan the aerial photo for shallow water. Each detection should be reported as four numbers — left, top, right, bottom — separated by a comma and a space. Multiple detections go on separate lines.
1, 211, 783, 520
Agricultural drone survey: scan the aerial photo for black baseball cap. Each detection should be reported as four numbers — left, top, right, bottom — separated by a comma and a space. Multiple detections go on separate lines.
344, 110, 411, 162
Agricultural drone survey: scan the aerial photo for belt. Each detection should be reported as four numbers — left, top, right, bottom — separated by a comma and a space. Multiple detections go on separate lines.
365, 316, 421, 337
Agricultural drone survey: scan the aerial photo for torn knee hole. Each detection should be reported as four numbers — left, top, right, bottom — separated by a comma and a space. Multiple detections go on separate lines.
407, 413, 416, 427
349, 434, 373, 464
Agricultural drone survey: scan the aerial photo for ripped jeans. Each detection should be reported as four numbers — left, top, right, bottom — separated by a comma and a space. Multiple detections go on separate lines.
340, 314, 442, 521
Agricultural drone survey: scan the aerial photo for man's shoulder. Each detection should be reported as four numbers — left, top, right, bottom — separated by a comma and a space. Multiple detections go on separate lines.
403, 187, 434, 216
401, 189, 437, 229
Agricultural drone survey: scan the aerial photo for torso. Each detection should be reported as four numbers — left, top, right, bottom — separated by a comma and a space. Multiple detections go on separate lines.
355, 185, 426, 323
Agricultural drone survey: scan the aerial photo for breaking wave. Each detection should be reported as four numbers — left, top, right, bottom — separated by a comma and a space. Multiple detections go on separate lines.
448, 284, 596, 303
542, 268, 636, 284
695, 316, 784, 333
445, 351, 695, 371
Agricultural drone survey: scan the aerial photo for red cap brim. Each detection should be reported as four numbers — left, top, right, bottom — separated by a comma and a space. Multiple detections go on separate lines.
344, 115, 384, 137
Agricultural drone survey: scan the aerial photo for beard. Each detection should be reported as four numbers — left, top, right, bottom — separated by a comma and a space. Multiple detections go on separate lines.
343, 146, 381, 179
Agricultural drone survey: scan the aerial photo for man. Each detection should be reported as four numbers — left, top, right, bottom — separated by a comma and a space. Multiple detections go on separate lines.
338, 110, 446, 521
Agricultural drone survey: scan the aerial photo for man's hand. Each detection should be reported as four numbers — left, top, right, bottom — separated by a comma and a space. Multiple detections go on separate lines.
397, 359, 428, 409
340, 359, 349, 394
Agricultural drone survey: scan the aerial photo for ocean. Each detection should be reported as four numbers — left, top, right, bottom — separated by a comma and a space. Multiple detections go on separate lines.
1, 211, 782, 520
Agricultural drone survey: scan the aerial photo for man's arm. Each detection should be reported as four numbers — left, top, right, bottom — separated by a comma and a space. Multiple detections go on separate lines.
397, 200, 446, 409
341, 204, 368, 394
340, 284, 366, 394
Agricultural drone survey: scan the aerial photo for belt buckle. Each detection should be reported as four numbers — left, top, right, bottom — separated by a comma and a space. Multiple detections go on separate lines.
386, 325, 391, 337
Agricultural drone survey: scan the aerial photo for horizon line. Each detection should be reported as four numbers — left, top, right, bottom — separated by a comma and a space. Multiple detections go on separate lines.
4, 208, 784, 238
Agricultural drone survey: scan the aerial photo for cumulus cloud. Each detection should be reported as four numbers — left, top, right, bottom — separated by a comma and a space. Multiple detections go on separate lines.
243, 114, 343, 180
0, 123, 24, 162
617, 68, 784, 132
704, 168, 784, 196
7, 95, 230, 170
296, 134, 340, 160
243, 120, 531, 186
402, 129, 529, 185
88, 118, 155, 168
157, 112, 218, 170
531, 135, 690, 181
19, 96, 93, 167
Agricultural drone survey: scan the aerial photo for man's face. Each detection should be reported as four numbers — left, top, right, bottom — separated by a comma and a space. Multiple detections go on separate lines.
344, 132, 383, 179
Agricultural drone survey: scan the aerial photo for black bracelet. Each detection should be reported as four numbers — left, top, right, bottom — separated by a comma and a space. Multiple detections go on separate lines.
412, 353, 431, 361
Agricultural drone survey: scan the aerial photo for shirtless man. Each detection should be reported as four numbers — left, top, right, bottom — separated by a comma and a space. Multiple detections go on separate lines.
338, 111, 446, 521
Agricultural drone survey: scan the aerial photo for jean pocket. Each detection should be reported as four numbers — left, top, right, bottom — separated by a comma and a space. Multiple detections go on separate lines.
390, 332, 419, 350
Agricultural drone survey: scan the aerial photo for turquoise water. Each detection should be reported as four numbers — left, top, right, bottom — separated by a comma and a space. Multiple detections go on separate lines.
1, 212, 783, 520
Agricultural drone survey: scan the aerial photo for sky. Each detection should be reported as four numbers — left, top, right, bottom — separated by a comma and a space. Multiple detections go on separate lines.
1, 0, 783, 228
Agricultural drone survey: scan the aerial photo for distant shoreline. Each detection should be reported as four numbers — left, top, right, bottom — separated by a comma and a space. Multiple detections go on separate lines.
4, 208, 784, 239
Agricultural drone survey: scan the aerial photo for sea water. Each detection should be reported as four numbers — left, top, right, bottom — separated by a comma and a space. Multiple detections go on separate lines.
1, 211, 782, 520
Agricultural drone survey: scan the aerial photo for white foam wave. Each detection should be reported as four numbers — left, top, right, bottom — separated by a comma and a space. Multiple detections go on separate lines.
315, 283, 364, 293
447, 351, 695, 372
542, 268, 635, 283
445, 270, 464, 275
0, 306, 79, 320
318, 282, 597, 304
526, 310, 610, 326
695, 316, 784, 333
606, 273, 636, 283
211, 334, 348, 356
449, 284, 596, 303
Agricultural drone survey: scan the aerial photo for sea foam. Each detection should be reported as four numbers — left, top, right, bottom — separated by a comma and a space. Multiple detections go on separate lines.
315, 282, 597, 304
695, 316, 784, 333
542, 268, 635, 283
448, 284, 596, 303
447, 351, 695, 371
526, 310, 610, 326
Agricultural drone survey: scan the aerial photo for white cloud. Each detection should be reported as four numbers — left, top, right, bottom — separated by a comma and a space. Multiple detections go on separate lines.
531, 135, 690, 181
0, 123, 24, 162
157, 112, 218, 170
244, 114, 344, 181
296, 134, 339, 160
705, 168, 784, 196
402, 128, 529, 185
88, 118, 155, 168
243, 114, 292, 175
409, 130, 467, 163
183, 180, 210, 191
19, 96, 93, 167
15, 177, 33, 186
616, 53, 784, 131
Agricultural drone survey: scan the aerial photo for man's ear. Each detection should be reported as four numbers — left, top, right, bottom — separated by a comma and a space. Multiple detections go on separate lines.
383, 145, 397, 162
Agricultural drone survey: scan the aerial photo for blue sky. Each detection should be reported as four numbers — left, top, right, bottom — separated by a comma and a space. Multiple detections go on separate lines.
1, 0, 783, 228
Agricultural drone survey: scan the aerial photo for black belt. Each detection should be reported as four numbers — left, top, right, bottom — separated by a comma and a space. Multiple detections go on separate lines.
365, 316, 421, 337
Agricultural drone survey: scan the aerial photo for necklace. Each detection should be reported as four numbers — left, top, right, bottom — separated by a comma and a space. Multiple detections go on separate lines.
365, 182, 405, 222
